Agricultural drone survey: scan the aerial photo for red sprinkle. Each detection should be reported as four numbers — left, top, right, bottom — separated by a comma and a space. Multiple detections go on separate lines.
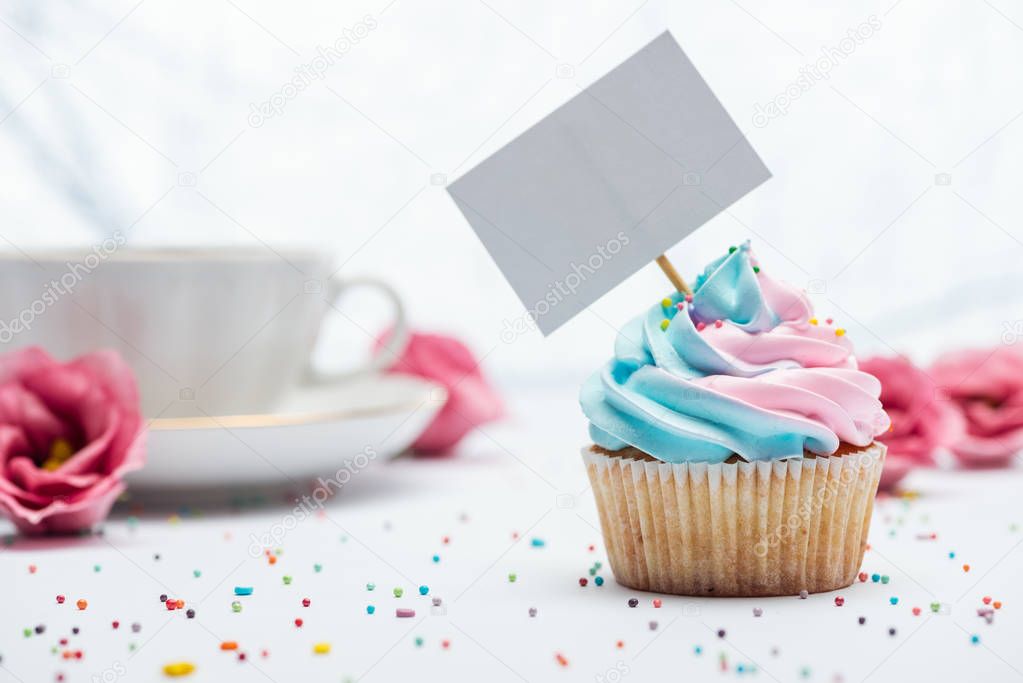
652, 599, 662, 608
834, 596, 845, 607
302, 598, 311, 607
442, 639, 451, 650
294, 618, 303, 628
858, 572, 868, 582
112, 621, 120, 629
578, 578, 588, 587
912, 607, 921, 616
56, 595, 66, 604
714, 320, 723, 328
696, 322, 707, 331
555, 652, 568, 667
983, 596, 992, 605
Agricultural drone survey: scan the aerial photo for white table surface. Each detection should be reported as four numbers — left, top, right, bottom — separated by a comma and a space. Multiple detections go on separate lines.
1, 385, 1021, 683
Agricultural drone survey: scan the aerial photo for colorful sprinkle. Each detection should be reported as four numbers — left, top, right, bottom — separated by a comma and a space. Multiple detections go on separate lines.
396, 608, 415, 618
313, 642, 331, 655
233, 587, 253, 596
162, 662, 195, 677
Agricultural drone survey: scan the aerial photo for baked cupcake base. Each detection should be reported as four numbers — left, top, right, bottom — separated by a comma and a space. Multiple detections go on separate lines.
582, 442, 885, 597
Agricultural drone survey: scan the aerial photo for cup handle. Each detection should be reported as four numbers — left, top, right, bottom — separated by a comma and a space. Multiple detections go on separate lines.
303, 276, 408, 385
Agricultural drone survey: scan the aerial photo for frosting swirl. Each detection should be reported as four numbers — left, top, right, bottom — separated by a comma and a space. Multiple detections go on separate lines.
580, 242, 890, 463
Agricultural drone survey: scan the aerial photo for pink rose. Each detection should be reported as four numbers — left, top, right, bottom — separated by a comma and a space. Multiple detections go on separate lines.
377, 332, 502, 454
930, 346, 1023, 468
0, 347, 145, 534
859, 355, 964, 489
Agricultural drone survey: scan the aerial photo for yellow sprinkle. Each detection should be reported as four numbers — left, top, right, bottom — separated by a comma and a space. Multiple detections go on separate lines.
313, 642, 331, 655
661, 298, 672, 308
660, 319, 670, 331
835, 328, 846, 337
42, 438, 74, 471
163, 662, 195, 677
808, 318, 818, 326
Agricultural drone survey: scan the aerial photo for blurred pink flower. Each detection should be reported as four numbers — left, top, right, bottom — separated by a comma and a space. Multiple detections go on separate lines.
377, 331, 502, 454
0, 347, 145, 534
860, 355, 964, 489
930, 346, 1023, 468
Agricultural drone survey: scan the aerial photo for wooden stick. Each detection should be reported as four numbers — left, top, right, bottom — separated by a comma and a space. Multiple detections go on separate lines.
655, 253, 692, 296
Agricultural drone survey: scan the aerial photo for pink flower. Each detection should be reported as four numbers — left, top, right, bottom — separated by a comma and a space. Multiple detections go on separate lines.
0, 347, 145, 534
930, 346, 1023, 468
859, 355, 963, 489
378, 332, 502, 454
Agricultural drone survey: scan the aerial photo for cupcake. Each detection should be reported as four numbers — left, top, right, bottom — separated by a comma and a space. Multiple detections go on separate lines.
580, 242, 890, 597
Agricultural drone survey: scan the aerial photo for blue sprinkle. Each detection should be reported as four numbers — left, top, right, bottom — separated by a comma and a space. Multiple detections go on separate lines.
971, 634, 980, 645
530, 538, 545, 547
233, 586, 253, 596
366, 605, 376, 614
432, 555, 440, 563
418, 585, 429, 595
949, 551, 956, 559
594, 576, 605, 586
889, 597, 899, 605
871, 574, 880, 583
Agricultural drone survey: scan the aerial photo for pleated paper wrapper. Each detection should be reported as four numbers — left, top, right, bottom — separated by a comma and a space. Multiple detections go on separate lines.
582, 443, 885, 596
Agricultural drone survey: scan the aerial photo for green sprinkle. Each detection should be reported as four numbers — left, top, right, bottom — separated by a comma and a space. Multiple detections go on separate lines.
93, 564, 101, 572
231, 601, 242, 613
393, 587, 404, 598
753, 266, 760, 273
729, 246, 737, 253
660, 319, 670, 331
508, 573, 517, 583
414, 637, 424, 647
313, 564, 322, 573
193, 569, 202, 578
366, 583, 375, 591
283, 575, 293, 585
881, 575, 890, 584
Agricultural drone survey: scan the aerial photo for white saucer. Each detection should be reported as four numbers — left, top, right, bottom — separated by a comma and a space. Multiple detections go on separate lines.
128, 374, 445, 488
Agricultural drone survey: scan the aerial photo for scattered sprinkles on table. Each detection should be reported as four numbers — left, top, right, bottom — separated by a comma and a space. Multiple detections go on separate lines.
3, 479, 1010, 680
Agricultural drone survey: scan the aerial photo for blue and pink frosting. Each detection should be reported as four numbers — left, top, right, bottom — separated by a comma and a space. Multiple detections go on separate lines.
580, 242, 890, 463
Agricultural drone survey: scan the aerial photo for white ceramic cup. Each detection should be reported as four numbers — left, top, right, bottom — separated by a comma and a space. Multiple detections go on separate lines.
0, 245, 407, 417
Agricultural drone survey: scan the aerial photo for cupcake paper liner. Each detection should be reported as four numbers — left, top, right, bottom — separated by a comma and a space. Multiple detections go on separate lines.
582, 443, 885, 597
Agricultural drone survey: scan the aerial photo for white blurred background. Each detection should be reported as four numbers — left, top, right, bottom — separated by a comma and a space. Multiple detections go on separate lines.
2, 0, 1022, 387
